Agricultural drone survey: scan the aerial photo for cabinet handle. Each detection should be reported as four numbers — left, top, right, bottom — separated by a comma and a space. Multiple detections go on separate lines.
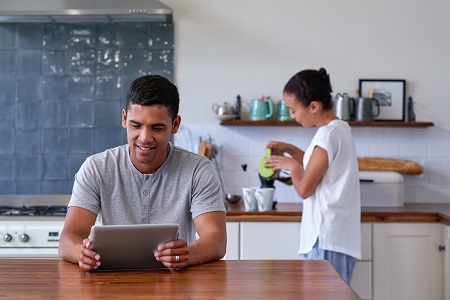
438, 245, 446, 252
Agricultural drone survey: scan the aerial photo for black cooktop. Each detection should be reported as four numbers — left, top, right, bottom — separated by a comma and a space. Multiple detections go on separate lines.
0, 205, 68, 217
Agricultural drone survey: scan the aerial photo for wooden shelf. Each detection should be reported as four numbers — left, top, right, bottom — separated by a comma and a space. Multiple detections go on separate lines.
220, 120, 434, 127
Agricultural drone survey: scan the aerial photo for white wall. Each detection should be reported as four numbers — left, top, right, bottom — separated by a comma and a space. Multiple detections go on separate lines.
163, 0, 450, 204
165, 0, 450, 126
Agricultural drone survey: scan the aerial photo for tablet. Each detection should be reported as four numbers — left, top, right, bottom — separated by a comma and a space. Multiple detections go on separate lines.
88, 223, 179, 271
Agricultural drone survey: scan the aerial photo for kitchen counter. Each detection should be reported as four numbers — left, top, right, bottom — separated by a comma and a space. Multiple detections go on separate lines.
0, 259, 360, 299
226, 202, 450, 225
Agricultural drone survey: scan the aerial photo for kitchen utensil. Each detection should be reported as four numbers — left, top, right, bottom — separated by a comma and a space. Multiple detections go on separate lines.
358, 157, 423, 175
207, 141, 241, 203
355, 97, 380, 122
249, 96, 273, 121
242, 187, 258, 211
407, 96, 416, 122
255, 188, 275, 211
334, 93, 355, 121
235, 94, 242, 121
258, 148, 292, 185
276, 100, 293, 121
198, 138, 212, 158
211, 102, 238, 116
225, 194, 242, 204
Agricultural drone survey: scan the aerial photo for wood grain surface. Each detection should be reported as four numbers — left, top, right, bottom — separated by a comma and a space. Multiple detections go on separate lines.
0, 259, 360, 299
225, 202, 450, 225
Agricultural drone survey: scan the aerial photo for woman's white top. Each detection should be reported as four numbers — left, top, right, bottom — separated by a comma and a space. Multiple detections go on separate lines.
298, 120, 361, 259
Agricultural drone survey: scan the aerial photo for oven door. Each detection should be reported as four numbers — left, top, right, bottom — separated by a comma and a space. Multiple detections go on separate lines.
0, 220, 64, 258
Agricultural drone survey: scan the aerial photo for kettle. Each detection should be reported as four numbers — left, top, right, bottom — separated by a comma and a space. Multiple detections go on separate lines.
211, 102, 238, 116
249, 96, 273, 121
334, 93, 355, 121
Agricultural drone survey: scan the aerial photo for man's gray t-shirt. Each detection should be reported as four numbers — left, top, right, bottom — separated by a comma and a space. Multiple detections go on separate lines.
69, 143, 226, 245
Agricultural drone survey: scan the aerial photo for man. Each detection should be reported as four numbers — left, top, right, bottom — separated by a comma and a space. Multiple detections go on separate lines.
59, 75, 227, 271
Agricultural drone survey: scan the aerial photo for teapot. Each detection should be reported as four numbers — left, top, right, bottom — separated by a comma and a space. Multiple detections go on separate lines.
212, 102, 238, 116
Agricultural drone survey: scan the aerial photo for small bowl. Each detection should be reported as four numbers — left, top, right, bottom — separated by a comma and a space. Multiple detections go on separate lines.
225, 194, 241, 204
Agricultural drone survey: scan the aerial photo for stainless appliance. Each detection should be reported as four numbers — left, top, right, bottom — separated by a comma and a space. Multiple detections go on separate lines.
0, 195, 69, 258
0, 0, 172, 23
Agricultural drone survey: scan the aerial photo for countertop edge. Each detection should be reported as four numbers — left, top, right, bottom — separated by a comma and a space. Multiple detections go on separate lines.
225, 203, 450, 225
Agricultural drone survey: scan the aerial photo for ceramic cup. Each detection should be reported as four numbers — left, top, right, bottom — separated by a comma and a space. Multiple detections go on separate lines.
277, 100, 293, 121
249, 98, 273, 121
242, 187, 258, 211
255, 188, 275, 212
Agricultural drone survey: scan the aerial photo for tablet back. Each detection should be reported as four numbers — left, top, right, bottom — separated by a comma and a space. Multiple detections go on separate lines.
89, 223, 179, 271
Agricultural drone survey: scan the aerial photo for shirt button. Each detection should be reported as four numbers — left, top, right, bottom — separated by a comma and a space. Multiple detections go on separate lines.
143, 190, 148, 196
142, 218, 147, 223
145, 175, 150, 180
143, 205, 147, 210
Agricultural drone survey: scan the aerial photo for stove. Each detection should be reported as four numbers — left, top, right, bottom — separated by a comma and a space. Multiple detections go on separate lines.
0, 195, 69, 258
0, 205, 67, 217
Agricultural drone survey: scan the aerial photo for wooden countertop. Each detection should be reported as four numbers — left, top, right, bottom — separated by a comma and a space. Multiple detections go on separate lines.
225, 202, 450, 225
0, 259, 360, 299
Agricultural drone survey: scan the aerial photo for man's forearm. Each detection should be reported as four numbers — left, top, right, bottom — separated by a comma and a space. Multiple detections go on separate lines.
58, 232, 84, 264
187, 232, 226, 266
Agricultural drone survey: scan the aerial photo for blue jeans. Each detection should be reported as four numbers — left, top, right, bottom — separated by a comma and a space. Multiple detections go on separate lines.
302, 239, 356, 285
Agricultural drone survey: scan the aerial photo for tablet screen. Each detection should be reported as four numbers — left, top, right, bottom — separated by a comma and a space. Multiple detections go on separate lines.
89, 223, 179, 271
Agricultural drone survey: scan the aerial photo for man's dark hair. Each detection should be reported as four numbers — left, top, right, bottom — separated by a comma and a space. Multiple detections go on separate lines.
283, 67, 333, 110
125, 75, 180, 121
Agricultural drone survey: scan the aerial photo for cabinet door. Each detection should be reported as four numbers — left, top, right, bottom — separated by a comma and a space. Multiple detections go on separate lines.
240, 222, 301, 259
223, 222, 240, 260
445, 225, 450, 300
350, 223, 372, 300
373, 223, 443, 300
351, 261, 372, 300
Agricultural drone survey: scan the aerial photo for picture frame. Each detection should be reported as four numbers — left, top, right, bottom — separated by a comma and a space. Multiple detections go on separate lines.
358, 79, 406, 121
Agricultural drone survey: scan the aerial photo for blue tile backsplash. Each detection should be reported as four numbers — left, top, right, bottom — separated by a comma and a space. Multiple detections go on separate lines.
0, 22, 174, 194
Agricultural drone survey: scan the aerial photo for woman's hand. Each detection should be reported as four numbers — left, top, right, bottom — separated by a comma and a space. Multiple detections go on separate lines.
266, 141, 293, 155
266, 141, 304, 162
265, 155, 300, 172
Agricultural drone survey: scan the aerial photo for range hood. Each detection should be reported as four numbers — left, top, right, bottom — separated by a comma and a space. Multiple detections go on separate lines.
0, 0, 172, 23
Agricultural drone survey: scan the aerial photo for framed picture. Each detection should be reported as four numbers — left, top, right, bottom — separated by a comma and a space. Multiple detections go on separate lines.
359, 79, 406, 121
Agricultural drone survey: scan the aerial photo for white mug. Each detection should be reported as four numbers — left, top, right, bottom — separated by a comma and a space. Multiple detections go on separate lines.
255, 188, 275, 212
242, 187, 258, 211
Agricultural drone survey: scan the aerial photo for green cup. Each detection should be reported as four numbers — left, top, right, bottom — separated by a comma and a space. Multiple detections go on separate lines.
277, 100, 293, 121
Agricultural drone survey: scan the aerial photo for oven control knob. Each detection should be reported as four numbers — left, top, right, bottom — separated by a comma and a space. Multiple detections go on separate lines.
20, 234, 29, 243
3, 234, 12, 242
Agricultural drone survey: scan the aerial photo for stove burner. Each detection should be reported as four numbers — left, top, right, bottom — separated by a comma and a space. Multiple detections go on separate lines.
0, 205, 67, 217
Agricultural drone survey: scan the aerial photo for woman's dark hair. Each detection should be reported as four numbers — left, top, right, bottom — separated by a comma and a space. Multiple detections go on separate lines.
125, 75, 180, 121
283, 68, 333, 110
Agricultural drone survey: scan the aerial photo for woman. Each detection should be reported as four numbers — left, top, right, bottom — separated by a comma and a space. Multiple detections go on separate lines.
265, 68, 361, 284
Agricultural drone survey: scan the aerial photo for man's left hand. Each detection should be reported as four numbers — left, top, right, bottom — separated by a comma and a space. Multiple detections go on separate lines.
154, 239, 189, 270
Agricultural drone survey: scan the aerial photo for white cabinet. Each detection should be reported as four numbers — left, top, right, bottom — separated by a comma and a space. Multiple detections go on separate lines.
226, 221, 447, 300
224, 222, 240, 260
445, 225, 450, 300
240, 222, 301, 259
240, 221, 372, 300
373, 223, 443, 300
350, 223, 372, 300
